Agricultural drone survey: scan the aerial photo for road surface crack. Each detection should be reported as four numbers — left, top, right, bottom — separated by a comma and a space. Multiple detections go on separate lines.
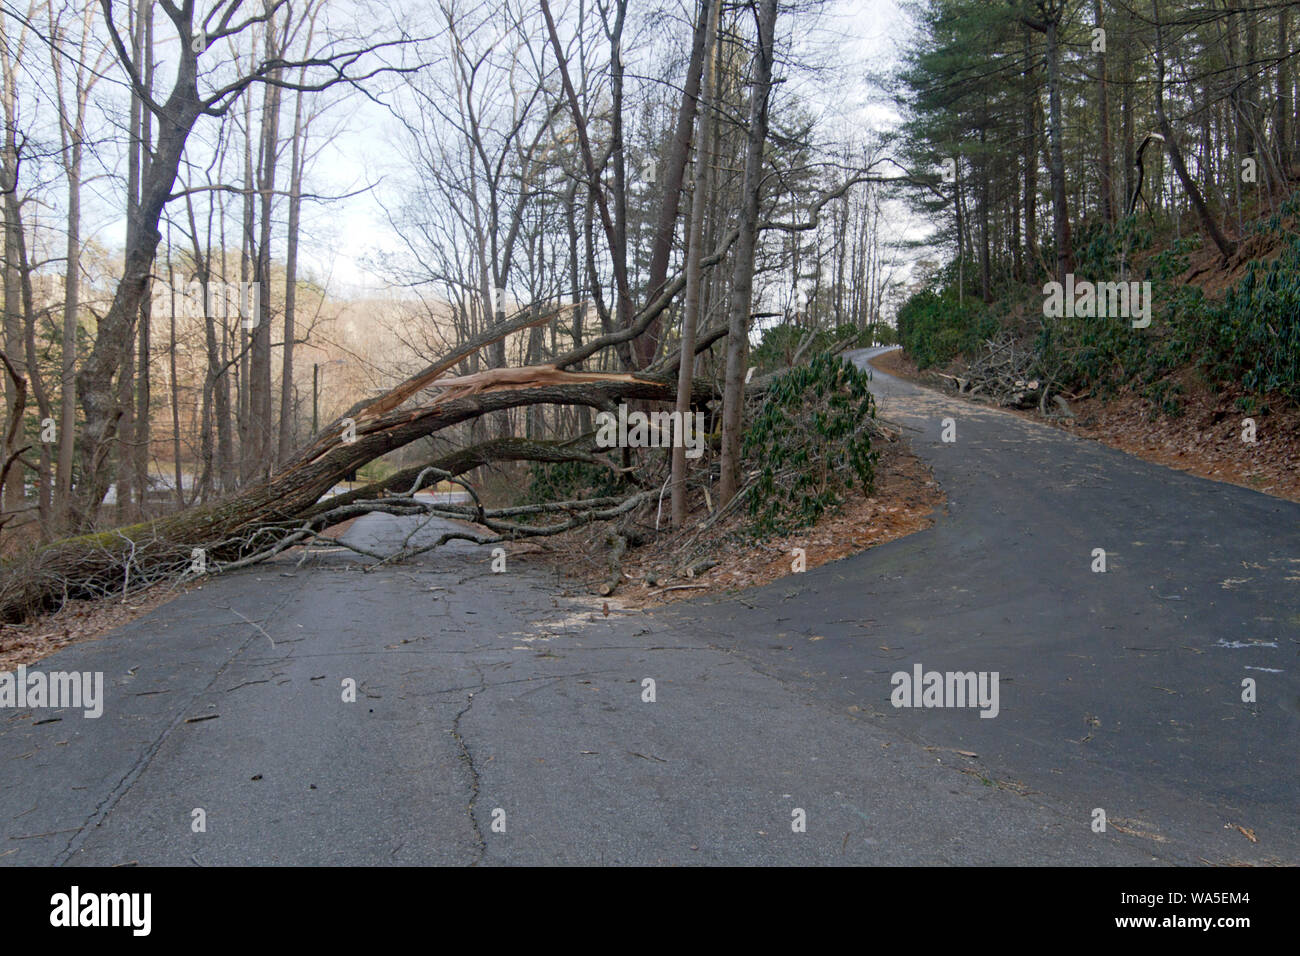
53, 587, 301, 865
450, 663, 488, 865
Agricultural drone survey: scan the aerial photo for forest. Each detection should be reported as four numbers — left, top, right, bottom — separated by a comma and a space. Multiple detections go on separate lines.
893, 0, 1300, 419
1, 0, 1297, 622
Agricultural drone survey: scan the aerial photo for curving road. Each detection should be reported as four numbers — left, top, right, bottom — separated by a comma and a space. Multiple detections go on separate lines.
1, 348, 1295, 865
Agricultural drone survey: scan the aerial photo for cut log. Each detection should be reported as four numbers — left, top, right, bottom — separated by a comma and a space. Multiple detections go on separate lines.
599, 533, 628, 597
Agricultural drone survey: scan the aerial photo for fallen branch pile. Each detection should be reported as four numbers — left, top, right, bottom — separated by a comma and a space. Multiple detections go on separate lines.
937, 334, 1041, 408
930, 334, 1077, 418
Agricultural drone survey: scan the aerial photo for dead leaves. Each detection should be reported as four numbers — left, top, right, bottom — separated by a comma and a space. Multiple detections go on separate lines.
1227, 823, 1259, 844
600, 439, 943, 609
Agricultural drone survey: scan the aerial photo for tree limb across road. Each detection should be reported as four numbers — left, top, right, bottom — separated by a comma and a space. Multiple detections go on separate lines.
0, 352, 713, 624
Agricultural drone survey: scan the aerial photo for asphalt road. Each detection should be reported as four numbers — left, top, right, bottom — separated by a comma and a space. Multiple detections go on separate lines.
1, 348, 1295, 865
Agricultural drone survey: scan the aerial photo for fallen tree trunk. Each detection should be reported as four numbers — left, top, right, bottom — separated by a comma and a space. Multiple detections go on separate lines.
0, 368, 710, 623
301, 436, 611, 518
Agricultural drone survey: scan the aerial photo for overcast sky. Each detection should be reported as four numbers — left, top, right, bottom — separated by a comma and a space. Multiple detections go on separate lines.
305, 0, 912, 297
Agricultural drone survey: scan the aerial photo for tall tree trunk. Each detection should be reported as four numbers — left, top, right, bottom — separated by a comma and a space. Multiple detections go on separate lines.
217, 201, 235, 492
954, 161, 965, 300
1094, 0, 1115, 224
13, 190, 52, 533
636, 0, 711, 368
1043, 14, 1074, 279
238, 89, 255, 485
1276, 6, 1292, 176
718, 0, 778, 507
564, 179, 590, 435
278, 81, 307, 465
75, 87, 203, 524
979, 120, 991, 302
1022, 25, 1039, 273
132, 1, 155, 514
672, 0, 718, 528
605, 1, 630, 358
49, 3, 102, 524
1244, 1, 1258, 162
57, 129, 82, 525
115, 0, 144, 522
134, 276, 151, 513
1121, 22, 1134, 215
1012, 177, 1022, 281
251, 23, 283, 481
167, 256, 183, 507
1153, 0, 1237, 259
1, 26, 24, 520
1227, 1, 1246, 208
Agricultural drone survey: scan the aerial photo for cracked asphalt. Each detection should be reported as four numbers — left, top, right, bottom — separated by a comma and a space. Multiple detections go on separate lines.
1, 348, 1295, 865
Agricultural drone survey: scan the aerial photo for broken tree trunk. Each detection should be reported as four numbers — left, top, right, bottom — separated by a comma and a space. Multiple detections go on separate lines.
0, 358, 710, 623
299, 436, 611, 518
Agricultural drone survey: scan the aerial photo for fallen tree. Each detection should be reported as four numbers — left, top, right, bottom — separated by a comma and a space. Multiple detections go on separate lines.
0, 301, 719, 624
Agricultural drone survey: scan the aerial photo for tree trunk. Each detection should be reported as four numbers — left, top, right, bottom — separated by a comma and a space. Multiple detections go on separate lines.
74, 81, 203, 524
1, 362, 709, 624
1244, 1, 1258, 162
1043, 15, 1074, 279
1121, 22, 1134, 215
251, 22, 283, 481
238, 88, 255, 484
1153, 0, 1237, 259
278, 80, 307, 465
167, 256, 183, 508
15, 194, 52, 533
132, 1, 156, 515
1, 30, 24, 521
57, 139, 83, 527
1276, 7, 1292, 175
672, 0, 718, 528
718, 0, 778, 507
1022, 25, 1039, 271
636, 0, 712, 369
1094, 0, 1115, 224
979, 120, 991, 302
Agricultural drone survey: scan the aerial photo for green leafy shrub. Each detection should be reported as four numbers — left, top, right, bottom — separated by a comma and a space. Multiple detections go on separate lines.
1035, 220, 1200, 404
524, 459, 624, 505
896, 288, 997, 369
742, 352, 879, 536
868, 321, 899, 346
1185, 236, 1300, 403
911, 194, 1300, 415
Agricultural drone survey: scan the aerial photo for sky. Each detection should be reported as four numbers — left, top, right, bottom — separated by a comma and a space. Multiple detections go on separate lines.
305, 0, 914, 299
21, 0, 918, 307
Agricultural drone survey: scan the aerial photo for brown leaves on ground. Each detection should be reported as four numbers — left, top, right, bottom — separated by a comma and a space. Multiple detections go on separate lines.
0, 583, 189, 672
1230, 823, 1259, 844
1061, 387, 1300, 502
